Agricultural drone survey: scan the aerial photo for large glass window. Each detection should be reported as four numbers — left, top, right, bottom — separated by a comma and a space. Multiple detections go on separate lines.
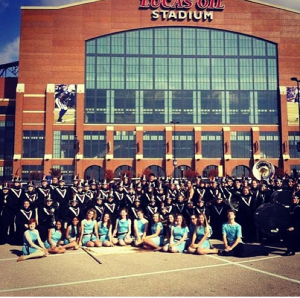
0, 121, 14, 159
231, 131, 252, 158
143, 131, 165, 158
114, 131, 136, 158
202, 132, 223, 158
84, 131, 106, 158
260, 132, 280, 158
143, 90, 165, 123
23, 131, 45, 158
22, 165, 44, 181
0, 166, 12, 181
173, 132, 194, 158
53, 131, 76, 158
288, 131, 300, 158
52, 165, 75, 183
86, 27, 278, 125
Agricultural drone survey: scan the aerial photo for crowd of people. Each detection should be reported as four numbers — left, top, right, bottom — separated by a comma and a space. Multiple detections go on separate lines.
0, 172, 299, 261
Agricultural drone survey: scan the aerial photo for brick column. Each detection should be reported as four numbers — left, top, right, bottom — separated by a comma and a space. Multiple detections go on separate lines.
13, 83, 25, 177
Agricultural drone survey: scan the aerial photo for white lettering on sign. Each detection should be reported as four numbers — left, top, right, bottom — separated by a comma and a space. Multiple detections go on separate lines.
151, 9, 214, 20
139, 0, 224, 21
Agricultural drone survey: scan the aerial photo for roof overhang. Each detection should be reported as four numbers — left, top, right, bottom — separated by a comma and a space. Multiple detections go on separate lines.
21, 0, 104, 10
20, 0, 300, 14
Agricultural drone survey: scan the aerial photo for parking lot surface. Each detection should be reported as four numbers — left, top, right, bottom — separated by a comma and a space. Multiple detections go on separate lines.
0, 240, 299, 297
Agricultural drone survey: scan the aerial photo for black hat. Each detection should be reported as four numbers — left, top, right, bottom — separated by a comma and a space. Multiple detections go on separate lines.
77, 180, 84, 189
89, 178, 96, 185
59, 176, 65, 182
41, 175, 47, 182
45, 195, 53, 201
27, 181, 35, 187
2, 182, 9, 190
13, 176, 21, 183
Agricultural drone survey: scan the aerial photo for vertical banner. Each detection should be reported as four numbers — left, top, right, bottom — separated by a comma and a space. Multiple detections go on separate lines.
286, 86, 299, 125
54, 84, 77, 124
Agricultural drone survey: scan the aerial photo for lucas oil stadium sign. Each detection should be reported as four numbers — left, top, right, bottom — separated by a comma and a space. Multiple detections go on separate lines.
139, 0, 225, 21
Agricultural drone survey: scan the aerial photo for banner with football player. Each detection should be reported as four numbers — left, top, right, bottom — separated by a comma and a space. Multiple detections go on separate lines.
286, 86, 299, 125
54, 84, 77, 124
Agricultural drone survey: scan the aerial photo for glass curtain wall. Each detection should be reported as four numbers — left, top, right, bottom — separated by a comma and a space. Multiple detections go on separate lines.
85, 27, 279, 125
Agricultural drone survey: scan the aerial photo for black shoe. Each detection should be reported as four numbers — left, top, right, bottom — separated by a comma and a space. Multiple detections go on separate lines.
217, 250, 224, 256
282, 251, 295, 256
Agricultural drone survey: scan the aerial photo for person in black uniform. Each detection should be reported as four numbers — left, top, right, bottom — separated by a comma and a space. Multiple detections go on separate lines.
15, 199, 35, 245
98, 179, 110, 200
49, 176, 59, 200
89, 179, 98, 198
195, 199, 210, 220
208, 194, 230, 240
68, 175, 79, 197
257, 182, 273, 205
37, 195, 59, 242
55, 176, 70, 228
0, 183, 19, 244
10, 177, 24, 208
237, 186, 257, 243
173, 194, 186, 215
184, 200, 196, 224
89, 195, 105, 222
103, 192, 119, 227
114, 182, 126, 209
124, 184, 136, 208
129, 198, 144, 221
37, 176, 51, 204
74, 182, 89, 215
145, 196, 160, 221
283, 195, 300, 256
22, 181, 40, 219
64, 197, 84, 224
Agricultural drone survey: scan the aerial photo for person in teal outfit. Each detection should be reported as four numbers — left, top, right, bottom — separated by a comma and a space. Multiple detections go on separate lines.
63, 216, 80, 250
143, 212, 164, 251
133, 208, 149, 246
98, 213, 114, 247
44, 220, 66, 254
79, 208, 101, 247
112, 208, 133, 246
162, 214, 189, 253
17, 219, 48, 262
188, 213, 218, 255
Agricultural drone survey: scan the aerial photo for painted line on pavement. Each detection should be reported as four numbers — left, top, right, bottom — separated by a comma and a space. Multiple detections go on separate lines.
208, 254, 300, 285
0, 262, 232, 293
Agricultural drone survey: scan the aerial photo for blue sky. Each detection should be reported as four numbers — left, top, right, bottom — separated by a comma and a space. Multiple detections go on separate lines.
0, 0, 300, 64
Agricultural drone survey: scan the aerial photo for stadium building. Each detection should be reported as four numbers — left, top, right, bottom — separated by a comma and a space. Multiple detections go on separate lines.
1, 0, 300, 182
